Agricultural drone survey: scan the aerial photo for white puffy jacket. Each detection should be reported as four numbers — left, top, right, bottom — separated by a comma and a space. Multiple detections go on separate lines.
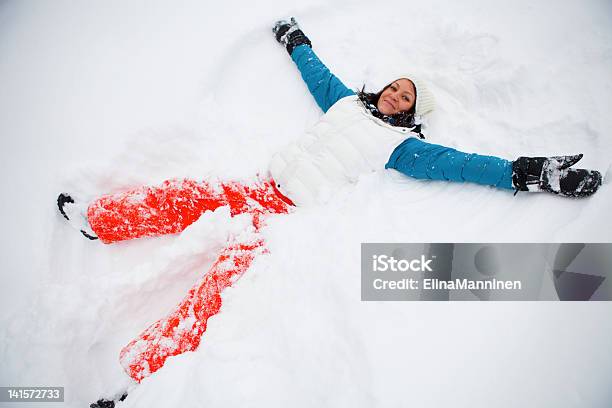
269, 95, 418, 206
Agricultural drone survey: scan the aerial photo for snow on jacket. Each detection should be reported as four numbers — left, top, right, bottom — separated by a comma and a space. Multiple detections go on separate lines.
269, 44, 513, 206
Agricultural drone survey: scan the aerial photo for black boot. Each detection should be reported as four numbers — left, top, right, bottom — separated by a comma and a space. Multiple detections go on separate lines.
57, 193, 99, 240
512, 154, 602, 198
90, 392, 127, 408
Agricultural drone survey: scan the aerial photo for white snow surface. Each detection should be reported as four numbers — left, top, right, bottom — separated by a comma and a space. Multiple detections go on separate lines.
1, 0, 612, 407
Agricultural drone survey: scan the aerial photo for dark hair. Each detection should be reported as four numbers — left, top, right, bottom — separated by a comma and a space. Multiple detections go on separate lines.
356, 84, 424, 138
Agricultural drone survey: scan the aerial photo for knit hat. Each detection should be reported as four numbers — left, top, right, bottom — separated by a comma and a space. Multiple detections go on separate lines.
392, 74, 436, 117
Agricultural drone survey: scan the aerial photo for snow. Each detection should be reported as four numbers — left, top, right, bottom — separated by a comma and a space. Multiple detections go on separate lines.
1, 0, 612, 407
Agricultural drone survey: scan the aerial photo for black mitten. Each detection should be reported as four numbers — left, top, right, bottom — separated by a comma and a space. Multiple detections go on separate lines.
272, 17, 312, 55
512, 154, 602, 198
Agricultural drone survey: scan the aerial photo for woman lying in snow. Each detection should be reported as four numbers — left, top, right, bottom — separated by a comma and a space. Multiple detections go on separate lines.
59, 17, 602, 241
58, 17, 603, 404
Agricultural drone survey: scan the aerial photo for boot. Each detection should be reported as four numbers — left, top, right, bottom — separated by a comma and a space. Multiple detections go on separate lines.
57, 193, 99, 240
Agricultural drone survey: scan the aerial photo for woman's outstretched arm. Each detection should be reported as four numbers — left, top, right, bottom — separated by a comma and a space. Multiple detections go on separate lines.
273, 18, 355, 113
290, 45, 355, 113
386, 138, 514, 190
387, 138, 603, 197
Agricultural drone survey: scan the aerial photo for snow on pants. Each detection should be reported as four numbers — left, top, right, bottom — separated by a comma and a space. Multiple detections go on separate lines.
86, 177, 294, 382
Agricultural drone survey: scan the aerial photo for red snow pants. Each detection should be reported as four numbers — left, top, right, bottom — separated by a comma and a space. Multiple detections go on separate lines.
86, 177, 294, 382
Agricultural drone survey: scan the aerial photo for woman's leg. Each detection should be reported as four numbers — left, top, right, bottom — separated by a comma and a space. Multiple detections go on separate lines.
119, 233, 266, 382
87, 179, 225, 244
118, 177, 293, 382
87, 177, 293, 244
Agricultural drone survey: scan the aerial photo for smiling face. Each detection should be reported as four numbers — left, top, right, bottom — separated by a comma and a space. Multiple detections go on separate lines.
376, 78, 416, 115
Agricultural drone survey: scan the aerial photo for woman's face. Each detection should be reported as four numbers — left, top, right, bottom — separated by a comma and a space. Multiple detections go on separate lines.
377, 78, 416, 115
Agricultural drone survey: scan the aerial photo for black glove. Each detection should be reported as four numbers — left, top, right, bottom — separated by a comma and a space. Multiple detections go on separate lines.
512, 154, 602, 198
272, 17, 312, 55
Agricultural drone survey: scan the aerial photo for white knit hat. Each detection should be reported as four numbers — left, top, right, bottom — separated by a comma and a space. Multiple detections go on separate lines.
392, 74, 436, 117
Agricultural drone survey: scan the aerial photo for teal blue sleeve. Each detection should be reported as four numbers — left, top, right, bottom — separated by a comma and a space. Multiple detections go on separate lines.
386, 138, 514, 190
290, 44, 356, 113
